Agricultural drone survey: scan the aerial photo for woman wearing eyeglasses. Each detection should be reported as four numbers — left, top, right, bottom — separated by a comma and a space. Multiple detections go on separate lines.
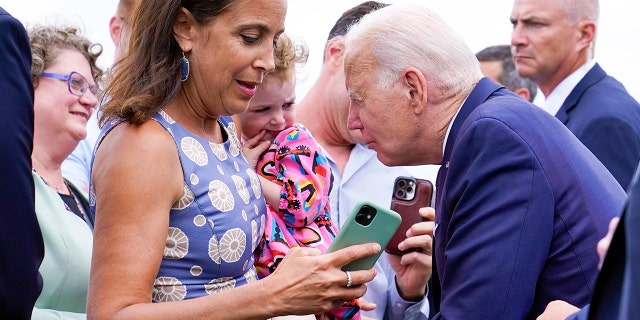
28, 24, 104, 319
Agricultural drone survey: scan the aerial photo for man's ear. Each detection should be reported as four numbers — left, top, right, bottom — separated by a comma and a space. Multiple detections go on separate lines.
173, 7, 195, 52
109, 15, 122, 46
513, 88, 531, 102
324, 36, 346, 71
403, 68, 428, 115
576, 20, 596, 51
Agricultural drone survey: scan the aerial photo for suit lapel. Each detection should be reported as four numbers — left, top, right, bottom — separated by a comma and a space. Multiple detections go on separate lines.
438, 77, 503, 193
431, 77, 503, 316
556, 63, 607, 124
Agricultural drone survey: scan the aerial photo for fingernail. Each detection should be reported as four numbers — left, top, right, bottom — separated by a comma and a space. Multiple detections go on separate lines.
373, 243, 381, 252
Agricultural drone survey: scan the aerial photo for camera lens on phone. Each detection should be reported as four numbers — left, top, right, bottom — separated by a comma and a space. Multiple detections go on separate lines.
355, 205, 377, 226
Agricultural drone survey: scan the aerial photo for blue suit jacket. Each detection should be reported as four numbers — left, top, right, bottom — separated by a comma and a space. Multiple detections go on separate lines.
0, 7, 44, 319
431, 78, 625, 320
568, 161, 640, 320
556, 63, 640, 190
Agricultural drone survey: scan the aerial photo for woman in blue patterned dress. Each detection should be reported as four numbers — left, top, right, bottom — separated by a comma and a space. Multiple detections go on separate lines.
87, 0, 380, 319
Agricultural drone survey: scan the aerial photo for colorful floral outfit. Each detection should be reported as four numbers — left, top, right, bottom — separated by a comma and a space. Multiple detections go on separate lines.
254, 124, 359, 320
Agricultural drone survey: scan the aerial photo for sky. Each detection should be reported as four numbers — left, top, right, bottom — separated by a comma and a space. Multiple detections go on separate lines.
4, 0, 639, 105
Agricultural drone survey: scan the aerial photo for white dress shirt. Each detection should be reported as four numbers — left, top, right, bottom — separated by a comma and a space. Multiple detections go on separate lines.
542, 59, 596, 116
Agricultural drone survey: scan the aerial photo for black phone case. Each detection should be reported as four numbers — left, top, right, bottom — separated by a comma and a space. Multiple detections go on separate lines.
385, 177, 433, 255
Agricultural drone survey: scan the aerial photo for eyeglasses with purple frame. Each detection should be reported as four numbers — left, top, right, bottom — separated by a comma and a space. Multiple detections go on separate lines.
40, 71, 99, 97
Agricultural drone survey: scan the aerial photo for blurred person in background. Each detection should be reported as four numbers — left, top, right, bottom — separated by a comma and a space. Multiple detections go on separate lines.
476, 44, 538, 102
29, 24, 103, 318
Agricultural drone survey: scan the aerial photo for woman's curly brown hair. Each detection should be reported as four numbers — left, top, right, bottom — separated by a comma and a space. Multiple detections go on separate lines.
28, 25, 104, 93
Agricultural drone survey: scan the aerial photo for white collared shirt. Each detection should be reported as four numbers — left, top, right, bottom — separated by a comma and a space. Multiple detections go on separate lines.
436, 99, 465, 238
543, 59, 596, 116
443, 98, 465, 159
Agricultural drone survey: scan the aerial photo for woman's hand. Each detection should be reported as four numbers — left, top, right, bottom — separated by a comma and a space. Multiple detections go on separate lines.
260, 243, 380, 317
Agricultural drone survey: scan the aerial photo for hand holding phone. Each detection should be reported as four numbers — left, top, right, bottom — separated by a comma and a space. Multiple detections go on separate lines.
327, 201, 402, 271
385, 177, 433, 255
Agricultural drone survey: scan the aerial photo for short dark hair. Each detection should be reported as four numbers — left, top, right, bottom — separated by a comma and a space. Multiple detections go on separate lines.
326, 1, 389, 41
476, 45, 538, 102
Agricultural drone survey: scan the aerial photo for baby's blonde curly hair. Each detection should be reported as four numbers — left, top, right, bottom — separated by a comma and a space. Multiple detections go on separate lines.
271, 33, 309, 80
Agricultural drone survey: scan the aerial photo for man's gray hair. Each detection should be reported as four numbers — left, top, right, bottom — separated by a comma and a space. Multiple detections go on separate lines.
344, 4, 482, 102
562, 0, 599, 25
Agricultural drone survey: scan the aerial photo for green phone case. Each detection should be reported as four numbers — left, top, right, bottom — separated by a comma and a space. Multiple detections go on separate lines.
327, 200, 402, 271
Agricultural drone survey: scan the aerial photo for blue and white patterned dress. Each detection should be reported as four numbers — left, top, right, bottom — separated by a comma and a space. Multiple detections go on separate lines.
90, 111, 266, 301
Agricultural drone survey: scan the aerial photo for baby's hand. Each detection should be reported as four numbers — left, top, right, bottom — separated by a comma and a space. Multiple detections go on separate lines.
242, 130, 271, 168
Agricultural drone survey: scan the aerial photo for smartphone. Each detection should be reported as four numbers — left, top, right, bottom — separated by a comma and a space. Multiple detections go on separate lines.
385, 176, 434, 255
327, 201, 402, 271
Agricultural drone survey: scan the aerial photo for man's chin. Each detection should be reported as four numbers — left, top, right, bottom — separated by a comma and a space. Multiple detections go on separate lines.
375, 153, 400, 167
348, 130, 364, 143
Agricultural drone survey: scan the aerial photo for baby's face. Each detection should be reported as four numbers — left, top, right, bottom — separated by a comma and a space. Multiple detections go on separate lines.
239, 73, 296, 142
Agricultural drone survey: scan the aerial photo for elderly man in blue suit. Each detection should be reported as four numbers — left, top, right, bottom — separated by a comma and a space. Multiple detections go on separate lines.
511, 0, 640, 191
0, 7, 44, 319
343, 4, 625, 320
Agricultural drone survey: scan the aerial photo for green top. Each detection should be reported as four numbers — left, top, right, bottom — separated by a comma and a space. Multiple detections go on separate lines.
32, 171, 92, 320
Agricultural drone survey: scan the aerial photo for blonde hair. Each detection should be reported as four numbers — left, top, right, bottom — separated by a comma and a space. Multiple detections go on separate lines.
270, 33, 309, 82
28, 25, 104, 89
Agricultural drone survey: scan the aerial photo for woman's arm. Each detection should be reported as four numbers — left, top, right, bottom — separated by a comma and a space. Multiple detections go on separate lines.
88, 120, 184, 319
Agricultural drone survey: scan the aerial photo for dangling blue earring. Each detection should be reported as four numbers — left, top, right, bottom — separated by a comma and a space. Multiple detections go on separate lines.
180, 51, 190, 82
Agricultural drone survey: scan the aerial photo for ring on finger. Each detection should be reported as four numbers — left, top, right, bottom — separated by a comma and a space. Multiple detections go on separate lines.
345, 270, 352, 288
